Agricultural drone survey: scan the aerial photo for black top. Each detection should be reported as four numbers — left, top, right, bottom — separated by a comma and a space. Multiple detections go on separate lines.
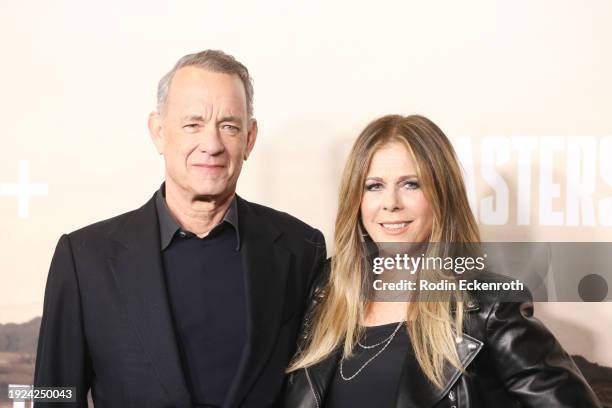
155, 184, 246, 408
325, 322, 410, 408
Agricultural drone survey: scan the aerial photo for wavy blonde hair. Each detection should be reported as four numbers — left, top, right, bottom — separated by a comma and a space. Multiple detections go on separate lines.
288, 115, 481, 389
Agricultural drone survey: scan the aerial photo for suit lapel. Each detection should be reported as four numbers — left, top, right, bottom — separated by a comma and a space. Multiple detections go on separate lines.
107, 196, 191, 406
225, 197, 292, 408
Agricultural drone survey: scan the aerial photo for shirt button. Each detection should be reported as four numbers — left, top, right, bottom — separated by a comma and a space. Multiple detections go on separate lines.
179, 231, 187, 238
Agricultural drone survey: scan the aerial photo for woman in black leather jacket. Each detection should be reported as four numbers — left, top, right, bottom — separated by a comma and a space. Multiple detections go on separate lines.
283, 115, 601, 407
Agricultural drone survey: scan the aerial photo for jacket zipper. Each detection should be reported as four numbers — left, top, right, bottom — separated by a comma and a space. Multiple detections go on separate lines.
304, 367, 320, 408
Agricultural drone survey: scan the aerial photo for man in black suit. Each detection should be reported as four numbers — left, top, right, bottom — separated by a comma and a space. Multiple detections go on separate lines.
34, 50, 326, 407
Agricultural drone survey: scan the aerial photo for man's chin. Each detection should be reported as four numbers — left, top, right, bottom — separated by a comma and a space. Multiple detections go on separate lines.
190, 185, 233, 201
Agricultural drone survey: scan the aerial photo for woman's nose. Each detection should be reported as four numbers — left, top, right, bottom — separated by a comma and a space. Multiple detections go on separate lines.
382, 189, 402, 212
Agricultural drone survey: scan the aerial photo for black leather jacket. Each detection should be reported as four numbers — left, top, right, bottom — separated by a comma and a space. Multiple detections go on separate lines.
283, 268, 602, 408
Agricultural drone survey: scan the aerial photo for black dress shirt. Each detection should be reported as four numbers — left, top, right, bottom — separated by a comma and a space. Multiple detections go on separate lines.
155, 184, 246, 408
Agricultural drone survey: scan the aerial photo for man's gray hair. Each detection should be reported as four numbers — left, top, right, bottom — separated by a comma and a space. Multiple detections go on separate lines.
157, 50, 254, 117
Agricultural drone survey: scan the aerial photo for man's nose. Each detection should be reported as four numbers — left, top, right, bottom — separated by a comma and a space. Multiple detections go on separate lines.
382, 188, 402, 212
197, 124, 225, 156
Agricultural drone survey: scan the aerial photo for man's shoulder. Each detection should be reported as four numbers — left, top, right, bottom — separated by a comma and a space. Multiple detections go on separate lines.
240, 197, 319, 236
68, 209, 136, 239
66, 196, 154, 247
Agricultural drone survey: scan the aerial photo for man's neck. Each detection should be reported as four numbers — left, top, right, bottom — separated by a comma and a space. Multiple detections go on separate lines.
164, 182, 234, 238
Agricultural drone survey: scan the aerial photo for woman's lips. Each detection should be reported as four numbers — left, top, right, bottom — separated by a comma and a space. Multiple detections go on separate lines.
379, 221, 412, 235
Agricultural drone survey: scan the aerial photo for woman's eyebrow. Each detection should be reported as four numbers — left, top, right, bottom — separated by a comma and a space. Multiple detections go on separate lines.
365, 175, 417, 182
398, 175, 418, 181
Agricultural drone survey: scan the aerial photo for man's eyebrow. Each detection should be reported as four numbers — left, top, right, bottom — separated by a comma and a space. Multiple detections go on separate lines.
218, 115, 241, 123
181, 115, 206, 122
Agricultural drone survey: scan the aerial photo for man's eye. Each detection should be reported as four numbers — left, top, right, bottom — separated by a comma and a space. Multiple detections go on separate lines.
183, 124, 199, 129
365, 183, 383, 191
221, 124, 239, 131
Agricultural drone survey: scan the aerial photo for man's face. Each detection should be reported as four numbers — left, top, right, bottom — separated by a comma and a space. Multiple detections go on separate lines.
149, 66, 257, 201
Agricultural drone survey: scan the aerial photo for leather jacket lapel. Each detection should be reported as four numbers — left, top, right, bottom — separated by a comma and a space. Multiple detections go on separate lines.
308, 349, 341, 405
395, 333, 483, 408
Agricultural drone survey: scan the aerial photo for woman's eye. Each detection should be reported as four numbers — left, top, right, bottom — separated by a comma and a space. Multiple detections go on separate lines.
365, 183, 383, 191
403, 181, 420, 190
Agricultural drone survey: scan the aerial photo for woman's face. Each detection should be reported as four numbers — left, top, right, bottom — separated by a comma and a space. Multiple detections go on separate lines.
360, 141, 433, 243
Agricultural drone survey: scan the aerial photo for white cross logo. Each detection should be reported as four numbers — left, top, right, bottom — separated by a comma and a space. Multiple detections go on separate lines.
0, 160, 49, 218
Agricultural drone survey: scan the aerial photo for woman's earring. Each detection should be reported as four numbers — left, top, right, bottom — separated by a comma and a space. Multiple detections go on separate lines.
358, 219, 370, 239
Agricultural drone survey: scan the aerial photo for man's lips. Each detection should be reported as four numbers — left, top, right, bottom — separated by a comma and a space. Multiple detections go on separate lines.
192, 163, 225, 169
192, 163, 226, 169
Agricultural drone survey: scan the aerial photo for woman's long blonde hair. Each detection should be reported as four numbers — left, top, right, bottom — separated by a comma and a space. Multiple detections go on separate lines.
288, 115, 481, 389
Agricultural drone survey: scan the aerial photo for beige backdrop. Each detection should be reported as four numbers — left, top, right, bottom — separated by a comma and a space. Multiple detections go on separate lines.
0, 0, 611, 367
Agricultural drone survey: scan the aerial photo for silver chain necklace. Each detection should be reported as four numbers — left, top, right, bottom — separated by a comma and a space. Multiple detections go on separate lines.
357, 325, 400, 349
339, 321, 405, 381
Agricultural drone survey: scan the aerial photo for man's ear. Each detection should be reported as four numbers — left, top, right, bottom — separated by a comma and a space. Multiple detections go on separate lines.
148, 111, 165, 154
243, 118, 258, 161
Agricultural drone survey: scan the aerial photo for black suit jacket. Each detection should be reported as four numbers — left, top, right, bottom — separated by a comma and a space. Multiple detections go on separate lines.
34, 193, 326, 408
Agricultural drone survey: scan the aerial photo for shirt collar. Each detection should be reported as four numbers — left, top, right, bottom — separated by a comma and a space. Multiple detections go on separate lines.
155, 183, 240, 251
